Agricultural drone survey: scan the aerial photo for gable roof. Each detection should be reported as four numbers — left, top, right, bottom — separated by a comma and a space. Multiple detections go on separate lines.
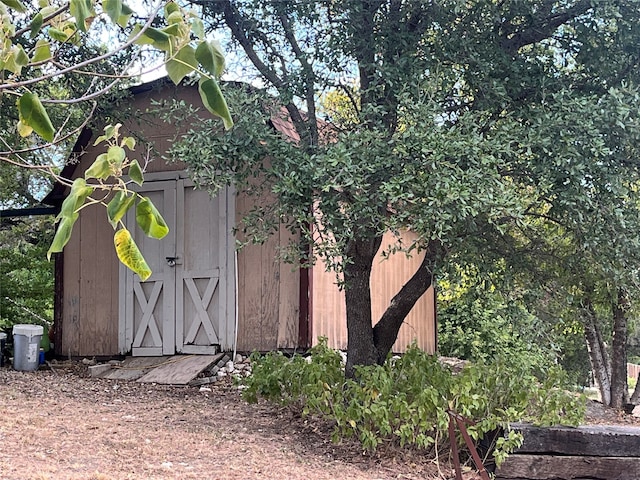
42, 78, 307, 209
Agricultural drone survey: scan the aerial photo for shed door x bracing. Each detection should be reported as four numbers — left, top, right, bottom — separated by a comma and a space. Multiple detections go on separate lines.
119, 177, 235, 356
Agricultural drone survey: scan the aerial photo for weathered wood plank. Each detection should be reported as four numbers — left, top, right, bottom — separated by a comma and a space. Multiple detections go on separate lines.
511, 423, 640, 457
137, 354, 217, 384
497, 454, 640, 480
101, 356, 172, 381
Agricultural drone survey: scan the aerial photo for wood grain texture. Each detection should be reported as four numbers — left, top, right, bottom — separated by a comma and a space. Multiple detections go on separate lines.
511, 423, 640, 457
277, 226, 300, 349
497, 454, 640, 480
137, 355, 217, 384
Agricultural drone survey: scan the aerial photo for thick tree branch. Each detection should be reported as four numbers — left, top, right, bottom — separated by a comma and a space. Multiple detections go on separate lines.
219, 0, 314, 149
274, 7, 319, 147
372, 238, 443, 362
500, 0, 593, 54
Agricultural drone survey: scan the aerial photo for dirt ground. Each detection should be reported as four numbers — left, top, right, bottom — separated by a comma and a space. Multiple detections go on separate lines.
1, 361, 638, 480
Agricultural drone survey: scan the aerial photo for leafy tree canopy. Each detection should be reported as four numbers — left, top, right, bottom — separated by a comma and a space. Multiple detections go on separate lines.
166, 0, 640, 374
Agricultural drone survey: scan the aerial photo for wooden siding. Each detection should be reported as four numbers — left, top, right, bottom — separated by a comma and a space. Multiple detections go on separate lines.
60, 201, 119, 356
234, 191, 300, 352
311, 231, 436, 354
55, 80, 436, 356
57, 84, 214, 356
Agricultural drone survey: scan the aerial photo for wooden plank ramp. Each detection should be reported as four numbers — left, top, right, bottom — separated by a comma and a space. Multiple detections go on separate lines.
496, 423, 640, 480
137, 354, 220, 385
100, 356, 172, 381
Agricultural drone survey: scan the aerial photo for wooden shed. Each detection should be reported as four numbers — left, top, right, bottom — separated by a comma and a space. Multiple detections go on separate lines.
45, 80, 436, 358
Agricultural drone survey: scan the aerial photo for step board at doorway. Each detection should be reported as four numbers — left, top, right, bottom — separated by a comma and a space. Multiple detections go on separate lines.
100, 354, 224, 384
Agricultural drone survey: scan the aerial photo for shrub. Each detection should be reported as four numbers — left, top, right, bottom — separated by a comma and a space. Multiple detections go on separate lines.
242, 339, 585, 464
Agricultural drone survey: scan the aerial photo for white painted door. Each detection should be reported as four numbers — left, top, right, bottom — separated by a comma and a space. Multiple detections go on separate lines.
120, 176, 235, 356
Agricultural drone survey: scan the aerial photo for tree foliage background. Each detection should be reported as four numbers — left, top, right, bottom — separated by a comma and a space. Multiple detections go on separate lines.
163, 0, 640, 391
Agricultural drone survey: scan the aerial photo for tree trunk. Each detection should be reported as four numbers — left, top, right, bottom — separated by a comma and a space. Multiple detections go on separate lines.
582, 297, 611, 406
372, 239, 441, 364
610, 289, 629, 409
343, 236, 442, 377
343, 235, 383, 378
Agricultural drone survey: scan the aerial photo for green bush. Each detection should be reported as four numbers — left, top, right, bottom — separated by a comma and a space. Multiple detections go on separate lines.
242, 339, 585, 464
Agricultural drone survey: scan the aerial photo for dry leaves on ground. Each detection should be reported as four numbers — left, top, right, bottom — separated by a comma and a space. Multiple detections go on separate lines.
0, 362, 481, 480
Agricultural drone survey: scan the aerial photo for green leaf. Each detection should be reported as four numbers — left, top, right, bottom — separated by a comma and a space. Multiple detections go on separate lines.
60, 178, 94, 217
84, 153, 111, 180
93, 123, 121, 145
70, 0, 95, 31
1, 0, 27, 12
164, 1, 179, 16
198, 78, 233, 130
32, 39, 52, 63
117, 4, 133, 27
121, 136, 135, 150
114, 228, 152, 280
107, 190, 136, 228
102, 0, 122, 23
131, 25, 170, 51
107, 145, 126, 169
30, 12, 43, 38
192, 18, 204, 40
4, 45, 29, 75
48, 27, 70, 42
195, 40, 225, 78
128, 159, 144, 185
166, 45, 197, 85
167, 10, 182, 24
47, 213, 79, 260
18, 92, 55, 142
136, 197, 169, 239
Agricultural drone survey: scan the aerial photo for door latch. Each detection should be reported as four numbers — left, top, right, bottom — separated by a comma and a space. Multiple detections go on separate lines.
166, 256, 178, 267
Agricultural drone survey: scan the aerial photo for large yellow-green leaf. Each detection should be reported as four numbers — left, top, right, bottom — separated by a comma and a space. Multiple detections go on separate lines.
198, 78, 233, 130
17, 120, 32, 137
116, 4, 133, 27
166, 44, 197, 85
4, 45, 29, 75
107, 145, 126, 169
60, 178, 94, 217
136, 197, 169, 239
114, 228, 152, 280
195, 40, 225, 78
32, 39, 52, 63
131, 25, 170, 51
18, 92, 55, 142
70, 0, 95, 32
1, 0, 26, 12
47, 213, 79, 260
107, 190, 136, 228
128, 159, 144, 186
84, 153, 111, 180
30, 12, 43, 38
102, 0, 122, 24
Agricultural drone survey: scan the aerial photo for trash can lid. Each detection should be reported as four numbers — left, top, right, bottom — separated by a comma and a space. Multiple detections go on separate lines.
12, 324, 44, 336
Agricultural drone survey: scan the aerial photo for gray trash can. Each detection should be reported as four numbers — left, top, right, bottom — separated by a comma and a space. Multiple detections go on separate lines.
12, 324, 43, 371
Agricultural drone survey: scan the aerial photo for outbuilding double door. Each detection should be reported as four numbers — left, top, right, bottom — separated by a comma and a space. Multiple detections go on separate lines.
119, 176, 235, 356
